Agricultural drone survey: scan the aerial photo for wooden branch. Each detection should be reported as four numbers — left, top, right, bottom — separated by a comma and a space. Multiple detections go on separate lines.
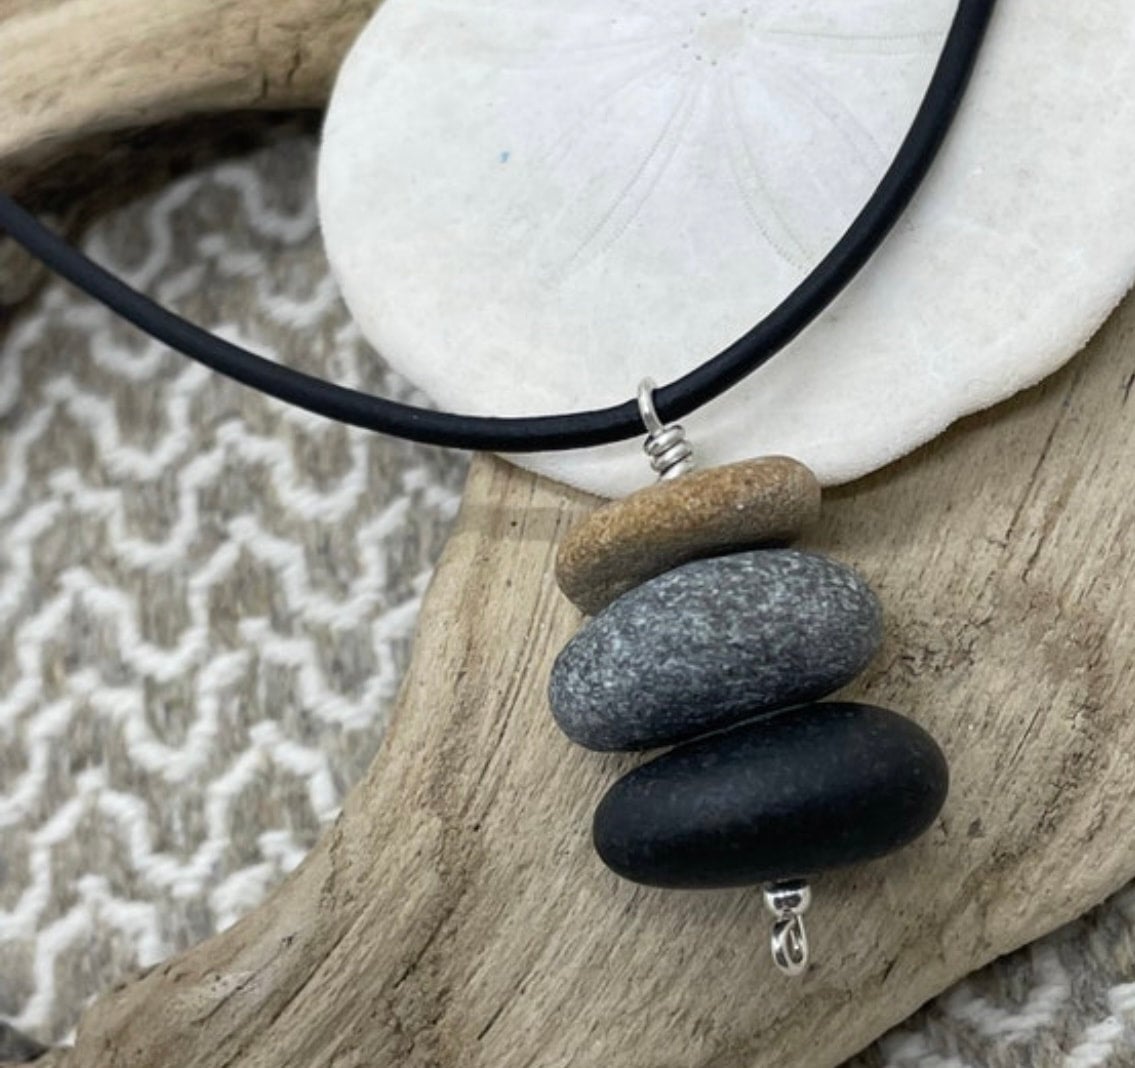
0, 0, 375, 177
10, 293, 1128, 1066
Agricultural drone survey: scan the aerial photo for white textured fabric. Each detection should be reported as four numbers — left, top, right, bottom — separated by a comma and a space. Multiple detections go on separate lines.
0, 124, 1133, 1066
320, 0, 1135, 498
0, 125, 468, 1045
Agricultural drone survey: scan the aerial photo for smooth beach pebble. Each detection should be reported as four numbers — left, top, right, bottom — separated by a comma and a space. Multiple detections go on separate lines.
593, 703, 949, 889
548, 549, 881, 751
555, 457, 821, 615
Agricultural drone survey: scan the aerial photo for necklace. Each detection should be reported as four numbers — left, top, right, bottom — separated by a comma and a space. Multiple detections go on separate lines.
0, 0, 996, 976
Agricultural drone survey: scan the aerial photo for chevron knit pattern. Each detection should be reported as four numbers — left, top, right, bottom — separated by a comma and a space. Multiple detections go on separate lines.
0, 122, 1132, 1067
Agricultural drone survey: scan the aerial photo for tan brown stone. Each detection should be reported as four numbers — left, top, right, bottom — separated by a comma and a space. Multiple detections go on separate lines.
554, 456, 822, 614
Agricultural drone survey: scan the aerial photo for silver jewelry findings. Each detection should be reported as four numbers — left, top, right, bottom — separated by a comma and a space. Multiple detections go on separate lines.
765, 881, 812, 977
637, 378, 695, 481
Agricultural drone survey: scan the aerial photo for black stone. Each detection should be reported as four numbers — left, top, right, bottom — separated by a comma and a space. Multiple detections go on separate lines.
549, 549, 882, 751
592, 702, 948, 888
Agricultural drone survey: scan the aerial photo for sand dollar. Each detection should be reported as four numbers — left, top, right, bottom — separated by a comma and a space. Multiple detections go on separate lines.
319, 1, 1135, 497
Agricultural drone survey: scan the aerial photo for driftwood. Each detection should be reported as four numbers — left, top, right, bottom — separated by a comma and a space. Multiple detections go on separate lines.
4, 1, 1135, 1065
0, 0, 375, 179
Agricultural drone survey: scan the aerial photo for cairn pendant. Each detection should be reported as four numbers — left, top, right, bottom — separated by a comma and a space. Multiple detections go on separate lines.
546, 384, 949, 976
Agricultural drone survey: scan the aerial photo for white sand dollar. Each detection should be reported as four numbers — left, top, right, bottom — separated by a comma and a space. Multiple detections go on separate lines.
319, 1, 1135, 498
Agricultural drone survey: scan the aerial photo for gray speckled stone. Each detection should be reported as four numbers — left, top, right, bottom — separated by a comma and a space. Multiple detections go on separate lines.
548, 549, 882, 751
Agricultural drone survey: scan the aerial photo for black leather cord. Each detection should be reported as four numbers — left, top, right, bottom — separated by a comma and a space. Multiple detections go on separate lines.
0, 0, 995, 452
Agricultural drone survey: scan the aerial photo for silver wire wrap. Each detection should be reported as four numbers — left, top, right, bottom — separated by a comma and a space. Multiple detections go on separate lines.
764, 881, 812, 977
637, 379, 695, 481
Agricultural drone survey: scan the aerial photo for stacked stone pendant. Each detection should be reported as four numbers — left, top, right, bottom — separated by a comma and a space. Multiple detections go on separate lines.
547, 384, 949, 976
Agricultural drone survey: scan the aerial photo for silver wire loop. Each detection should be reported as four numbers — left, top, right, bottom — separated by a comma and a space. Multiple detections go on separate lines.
764, 881, 812, 977
636, 378, 695, 481
770, 915, 809, 977
636, 378, 666, 436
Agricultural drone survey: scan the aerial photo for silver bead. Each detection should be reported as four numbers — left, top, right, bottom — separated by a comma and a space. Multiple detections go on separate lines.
763, 880, 811, 977
637, 379, 695, 481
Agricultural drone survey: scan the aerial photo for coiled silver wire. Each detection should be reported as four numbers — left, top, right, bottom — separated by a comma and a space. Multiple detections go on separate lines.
637, 379, 694, 480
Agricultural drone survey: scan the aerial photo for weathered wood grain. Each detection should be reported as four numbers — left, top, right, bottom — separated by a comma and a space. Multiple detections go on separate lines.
0, 0, 375, 177
7, 290, 1125, 1068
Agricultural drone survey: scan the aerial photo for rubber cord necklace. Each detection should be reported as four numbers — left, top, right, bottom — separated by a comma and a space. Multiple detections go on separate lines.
0, 0, 993, 452
0, 0, 997, 976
